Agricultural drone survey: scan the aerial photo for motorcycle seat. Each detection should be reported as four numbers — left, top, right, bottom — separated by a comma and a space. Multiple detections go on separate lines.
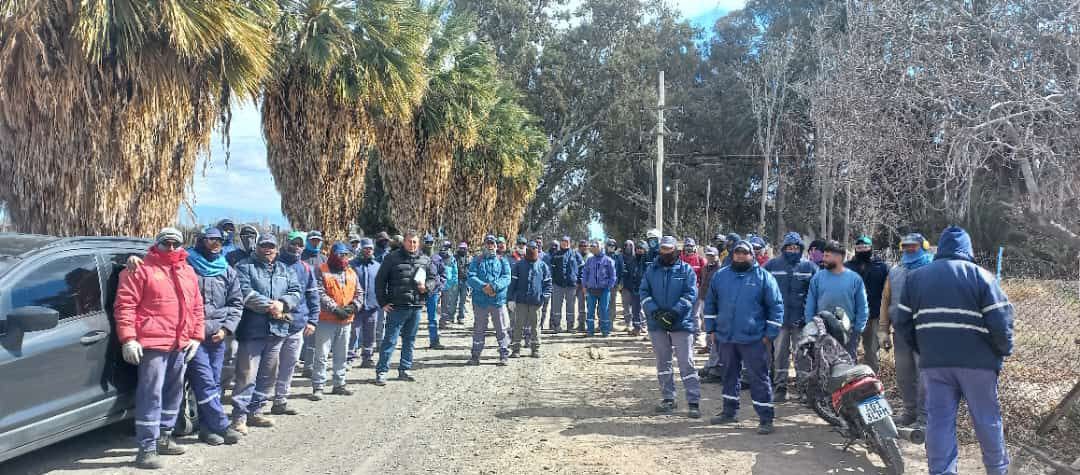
828, 364, 875, 392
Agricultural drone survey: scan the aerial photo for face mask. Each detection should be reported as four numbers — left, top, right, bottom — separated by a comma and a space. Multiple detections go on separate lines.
855, 250, 872, 261
457, 250, 467, 257
731, 261, 752, 273
240, 234, 258, 253
783, 251, 801, 264
328, 253, 349, 271
659, 252, 678, 266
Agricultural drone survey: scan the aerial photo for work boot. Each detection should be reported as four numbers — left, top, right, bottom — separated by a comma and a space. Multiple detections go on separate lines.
774, 388, 788, 403
247, 414, 274, 428
710, 414, 737, 425
310, 388, 324, 401
497, 358, 509, 366
331, 385, 354, 396
374, 373, 388, 386
757, 421, 775, 435
655, 399, 677, 414
398, 370, 416, 381
430, 342, 446, 350
198, 430, 225, 446
222, 427, 242, 445
359, 358, 374, 369
509, 349, 521, 358
466, 358, 480, 366
156, 431, 185, 456
688, 403, 701, 419
135, 449, 162, 470
271, 403, 299, 415
530, 349, 540, 358
439, 321, 449, 329
229, 419, 249, 436
456, 318, 465, 325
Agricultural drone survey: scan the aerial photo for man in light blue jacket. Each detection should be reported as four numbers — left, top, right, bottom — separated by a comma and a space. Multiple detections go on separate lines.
705, 240, 784, 434
466, 235, 513, 366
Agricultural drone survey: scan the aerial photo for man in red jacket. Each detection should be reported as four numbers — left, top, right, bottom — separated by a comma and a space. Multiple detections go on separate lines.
679, 238, 706, 347
114, 228, 205, 470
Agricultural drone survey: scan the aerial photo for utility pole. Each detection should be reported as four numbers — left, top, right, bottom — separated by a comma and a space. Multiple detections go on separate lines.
655, 70, 665, 235
705, 178, 711, 240
673, 178, 680, 236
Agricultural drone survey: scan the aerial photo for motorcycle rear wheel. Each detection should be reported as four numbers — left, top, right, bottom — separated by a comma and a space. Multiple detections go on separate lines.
870, 428, 905, 475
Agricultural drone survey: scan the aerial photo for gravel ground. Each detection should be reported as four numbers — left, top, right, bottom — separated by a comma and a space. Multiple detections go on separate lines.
2, 306, 1052, 475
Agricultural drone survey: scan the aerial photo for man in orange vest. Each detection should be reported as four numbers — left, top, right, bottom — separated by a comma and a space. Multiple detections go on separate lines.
311, 243, 362, 400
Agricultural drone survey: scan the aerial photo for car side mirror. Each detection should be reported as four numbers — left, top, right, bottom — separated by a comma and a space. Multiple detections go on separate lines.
8, 306, 60, 332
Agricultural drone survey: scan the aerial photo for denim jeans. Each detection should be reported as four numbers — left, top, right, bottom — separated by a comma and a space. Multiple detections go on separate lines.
584, 289, 612, 335
376, 308, 421, 374
426, 292, 441, 345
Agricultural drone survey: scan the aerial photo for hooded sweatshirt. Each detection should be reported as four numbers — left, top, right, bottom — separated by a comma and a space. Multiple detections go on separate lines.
764, 232, 819, 326
893, 227, 1014, 371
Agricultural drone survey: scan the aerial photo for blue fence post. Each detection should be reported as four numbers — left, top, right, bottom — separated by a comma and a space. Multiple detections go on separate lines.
996, 246, 1004, 280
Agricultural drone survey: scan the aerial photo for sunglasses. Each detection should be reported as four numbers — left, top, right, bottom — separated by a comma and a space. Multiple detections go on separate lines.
258, 243, 277, 249
159, 241, 181, 249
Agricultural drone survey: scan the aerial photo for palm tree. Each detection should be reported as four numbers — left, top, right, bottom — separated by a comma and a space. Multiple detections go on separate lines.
378, 12, 499, 233
0, 0, 274, 235
262, 0, 426, 238
445, 82, 546, 245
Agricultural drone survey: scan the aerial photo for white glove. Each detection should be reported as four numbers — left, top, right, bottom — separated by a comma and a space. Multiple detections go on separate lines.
184, 340, 201, 363
122, 340, 143, 365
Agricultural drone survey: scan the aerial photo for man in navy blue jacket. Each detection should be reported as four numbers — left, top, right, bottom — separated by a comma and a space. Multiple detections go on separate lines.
704, 240, 784, 434
893, 226, 1013, 475
508, 242, 552, 358
846, 235, 889, 372
640, 236, 699, 418
548, 236, 583, 332
764, 231, 818, 402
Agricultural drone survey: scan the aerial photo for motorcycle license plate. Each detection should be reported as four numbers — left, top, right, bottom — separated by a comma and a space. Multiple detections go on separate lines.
857, 397, 892, 424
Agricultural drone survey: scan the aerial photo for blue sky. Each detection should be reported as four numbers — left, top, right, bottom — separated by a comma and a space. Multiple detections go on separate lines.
184, 0, 745, 229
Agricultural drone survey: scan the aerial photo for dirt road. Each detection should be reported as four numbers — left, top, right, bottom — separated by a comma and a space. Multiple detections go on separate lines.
2, 314, 1049, 474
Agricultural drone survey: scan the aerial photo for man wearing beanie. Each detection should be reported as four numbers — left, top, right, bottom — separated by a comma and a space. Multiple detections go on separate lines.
350, 238, 383, 368
275, 231, 321, 415
231, 233, 301, 434
114, 228, 205, 469
763, 232, 819, 402
893, 226, 1013, 475
466, 234, 514, 365
508, 241, 552, 358
845, 235, 889, 372
311, 243, 362, 399
640, 236, 700, 418
879, 232, 933, 427
705, 240, 783, 434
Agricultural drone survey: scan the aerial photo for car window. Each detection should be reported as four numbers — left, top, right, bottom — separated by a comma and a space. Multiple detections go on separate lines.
103, 252, 145, 313
9, 254, 102, 319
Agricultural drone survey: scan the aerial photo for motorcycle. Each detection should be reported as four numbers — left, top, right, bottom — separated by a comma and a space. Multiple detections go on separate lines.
795, 310, 923, 475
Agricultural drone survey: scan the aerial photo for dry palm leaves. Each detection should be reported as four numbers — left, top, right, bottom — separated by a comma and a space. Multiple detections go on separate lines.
0, 0, 272, 236
443, 158, 500, 246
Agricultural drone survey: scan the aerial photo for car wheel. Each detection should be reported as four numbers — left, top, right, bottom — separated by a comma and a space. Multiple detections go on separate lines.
173, 379, 200, 436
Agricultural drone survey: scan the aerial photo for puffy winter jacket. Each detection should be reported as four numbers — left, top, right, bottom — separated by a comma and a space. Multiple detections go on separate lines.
350, 256, 381, 311
509, 258, 553, 306
764, 256, 818, 327
278, 252, 321, 333
894, 227, 1014, 371
847, 254, 889, 321
680, 251, 706, 283
468, 252, 513, 307
639, 259, 698, 333
703, 259, 784, 344
374, 248, 437, 309
234, 256, 302, 339
581, 252, 617, 290
196, 266, 243, 340
431, 253, 450, 293
548, 248, 583, 287
225, 249, 251, 267
114, 247, 206, 350
622, 253, 646, 293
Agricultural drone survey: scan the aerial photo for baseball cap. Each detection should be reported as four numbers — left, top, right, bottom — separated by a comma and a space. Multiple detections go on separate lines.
684, 237, 696, 246
349, 234, 361, 243
331, 243, 352, 255
705, 246, 718, 256
307, 230, 323, 241
855, 235, 873, 246
202, 227, 224, 240
900, 233, 924, 246
516, 237, 528, 245
659, 236, 677, 249
257, 234, 278, 247
360, 238, 374, 249
484, 235, 497, 244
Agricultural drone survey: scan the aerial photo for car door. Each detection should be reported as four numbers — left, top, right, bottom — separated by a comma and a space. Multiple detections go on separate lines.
0, 251, 110, 452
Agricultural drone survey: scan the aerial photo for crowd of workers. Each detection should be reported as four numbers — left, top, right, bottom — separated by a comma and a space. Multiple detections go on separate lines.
114, 219, 1013, 475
